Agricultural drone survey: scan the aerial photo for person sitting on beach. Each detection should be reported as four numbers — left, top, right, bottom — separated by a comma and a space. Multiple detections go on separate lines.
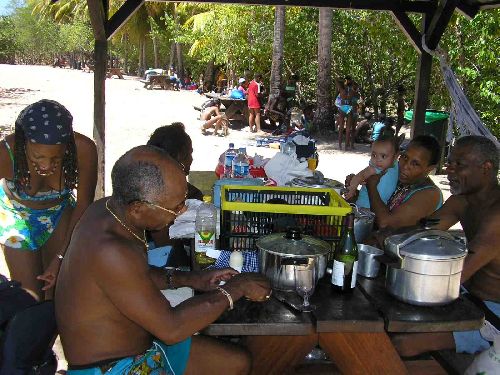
0, 99, 97, 300
370, 114, 387, 142
199, 99, 228, 136
55, 145, 271, 375
354, 112, 373, 144
347, 135, 443, 229
391, 135, 499, 357
344, 134, 401, 209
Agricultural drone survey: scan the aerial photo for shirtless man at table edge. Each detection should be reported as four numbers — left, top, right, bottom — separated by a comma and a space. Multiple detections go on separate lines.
392, 135, 500, 357
55, 145, 271, 374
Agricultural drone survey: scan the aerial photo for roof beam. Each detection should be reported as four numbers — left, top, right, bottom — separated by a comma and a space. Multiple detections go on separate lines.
106, 0, 145, 40
149, 0, 434, 13
456, 1, 479, 18
425, 0, 457, 49
391, 11, 423, 53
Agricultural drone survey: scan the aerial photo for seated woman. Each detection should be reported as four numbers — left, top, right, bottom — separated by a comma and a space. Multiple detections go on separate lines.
349, 135, 443, 229
146, 123, 203, 265
0, 99, 97, 300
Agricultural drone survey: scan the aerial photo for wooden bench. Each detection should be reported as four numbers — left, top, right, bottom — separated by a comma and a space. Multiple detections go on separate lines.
106, 67, 124, 79
143, 75, 174, 90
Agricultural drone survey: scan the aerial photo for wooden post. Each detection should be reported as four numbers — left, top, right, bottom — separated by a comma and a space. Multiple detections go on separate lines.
94, 39, 107, 199
411, 13, 433, 138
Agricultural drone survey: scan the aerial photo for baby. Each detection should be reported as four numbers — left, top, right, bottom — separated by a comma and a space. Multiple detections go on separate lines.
345, 134, 401, 209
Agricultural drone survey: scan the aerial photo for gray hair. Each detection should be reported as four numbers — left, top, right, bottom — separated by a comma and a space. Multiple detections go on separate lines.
455, 135, 499, 174
111, 145, 167, 206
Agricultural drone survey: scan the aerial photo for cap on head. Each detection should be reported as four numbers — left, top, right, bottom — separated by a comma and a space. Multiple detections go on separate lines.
16, 99, 73, 145
238, 78, 246, 84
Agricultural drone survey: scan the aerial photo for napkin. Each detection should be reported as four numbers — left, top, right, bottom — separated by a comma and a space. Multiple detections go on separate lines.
168, 199, 203, 239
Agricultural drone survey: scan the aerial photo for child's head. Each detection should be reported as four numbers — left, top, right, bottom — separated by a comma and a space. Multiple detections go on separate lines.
371, 134, 399, 171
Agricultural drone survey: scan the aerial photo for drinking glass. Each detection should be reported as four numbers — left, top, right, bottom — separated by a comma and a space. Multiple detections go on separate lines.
294, 267, 316, 312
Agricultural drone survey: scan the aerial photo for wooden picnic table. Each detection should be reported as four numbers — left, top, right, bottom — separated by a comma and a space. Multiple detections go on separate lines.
205, 92, 249, 126
202, 276, 484, 374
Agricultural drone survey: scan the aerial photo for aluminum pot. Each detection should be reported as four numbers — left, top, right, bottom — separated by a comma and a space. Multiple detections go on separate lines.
351, 205, 375, 243
383, 229, 467, 306
256, 228, 330, 291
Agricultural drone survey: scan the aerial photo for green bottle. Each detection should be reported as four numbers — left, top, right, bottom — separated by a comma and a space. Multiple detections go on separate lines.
331, 213, 358, 293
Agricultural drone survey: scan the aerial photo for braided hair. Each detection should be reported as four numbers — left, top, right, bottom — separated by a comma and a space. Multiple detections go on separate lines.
13, 100, 79, 192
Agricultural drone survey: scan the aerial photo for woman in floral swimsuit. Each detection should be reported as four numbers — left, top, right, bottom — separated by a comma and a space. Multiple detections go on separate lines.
0, 99, 97, 299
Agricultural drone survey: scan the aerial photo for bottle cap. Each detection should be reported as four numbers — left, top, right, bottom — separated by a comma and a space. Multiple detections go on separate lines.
203, 195, 212, 203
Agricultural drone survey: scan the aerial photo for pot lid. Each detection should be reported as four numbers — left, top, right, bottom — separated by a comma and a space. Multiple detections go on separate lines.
256, 228, 330, 257
291, 176, 344, 190
399, 231, 467, 260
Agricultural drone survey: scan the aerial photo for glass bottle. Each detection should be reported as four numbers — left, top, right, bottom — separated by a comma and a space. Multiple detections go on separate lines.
331, 213, 358, 293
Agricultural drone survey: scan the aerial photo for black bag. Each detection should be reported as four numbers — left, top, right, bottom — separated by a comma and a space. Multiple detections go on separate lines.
0, 275, 58, 375
0, 275, 37, 329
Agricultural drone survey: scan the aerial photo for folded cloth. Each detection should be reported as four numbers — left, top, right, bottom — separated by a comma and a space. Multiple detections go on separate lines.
264, 152, 312, 186
169, 199, 204, 239
213, 250, 259, 273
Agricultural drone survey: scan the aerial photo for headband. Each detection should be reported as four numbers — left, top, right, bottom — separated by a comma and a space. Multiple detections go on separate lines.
16, 99, 73, 145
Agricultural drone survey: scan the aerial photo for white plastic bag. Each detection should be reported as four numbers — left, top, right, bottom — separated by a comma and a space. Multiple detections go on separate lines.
263, 152, 312, 186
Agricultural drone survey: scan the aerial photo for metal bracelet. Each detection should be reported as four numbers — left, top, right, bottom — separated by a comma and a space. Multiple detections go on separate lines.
216, 286, 233, 311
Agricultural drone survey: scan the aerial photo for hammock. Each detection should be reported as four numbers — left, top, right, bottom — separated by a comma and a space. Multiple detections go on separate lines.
422, 35, 500, 148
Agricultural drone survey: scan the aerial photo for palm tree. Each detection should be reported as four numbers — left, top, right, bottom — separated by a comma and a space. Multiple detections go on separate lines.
269, 6, 285, 97
314, 7, 333, 133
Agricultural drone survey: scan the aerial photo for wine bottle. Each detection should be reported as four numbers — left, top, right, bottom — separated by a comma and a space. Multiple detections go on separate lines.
331, 213, 358, 293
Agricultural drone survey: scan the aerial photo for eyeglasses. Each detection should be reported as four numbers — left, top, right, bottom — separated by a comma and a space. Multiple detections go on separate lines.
129, 198, 186, 217
144, 201, 183, 217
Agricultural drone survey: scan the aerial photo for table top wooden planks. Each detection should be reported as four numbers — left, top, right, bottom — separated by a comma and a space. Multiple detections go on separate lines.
357, 276, 485, 333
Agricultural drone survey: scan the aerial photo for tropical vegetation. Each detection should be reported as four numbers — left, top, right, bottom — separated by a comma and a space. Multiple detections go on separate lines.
0, 1, 498, 136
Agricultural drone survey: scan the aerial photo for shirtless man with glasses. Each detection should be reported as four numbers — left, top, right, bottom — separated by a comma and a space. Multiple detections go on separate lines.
55, 145, 271, 374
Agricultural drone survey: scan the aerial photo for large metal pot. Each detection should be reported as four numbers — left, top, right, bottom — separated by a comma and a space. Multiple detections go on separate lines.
351, 205, 375, 243
383, 229, 467, 306
256, 228, 330, 291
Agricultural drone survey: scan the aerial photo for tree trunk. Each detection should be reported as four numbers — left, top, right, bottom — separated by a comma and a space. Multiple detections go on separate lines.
176, 43, 184, 81
141, 38, 147, 73
269, 6, 286, 97
152, 37, 159, 68
204, 59, 215, 91
169, 42, 176, 68
313, 7, 333, 133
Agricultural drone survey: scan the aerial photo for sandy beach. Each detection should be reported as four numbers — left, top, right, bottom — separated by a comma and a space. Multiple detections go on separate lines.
0, 64, 451, 371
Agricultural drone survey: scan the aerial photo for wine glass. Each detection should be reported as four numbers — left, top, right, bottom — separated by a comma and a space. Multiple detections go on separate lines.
294, 267, 316, 312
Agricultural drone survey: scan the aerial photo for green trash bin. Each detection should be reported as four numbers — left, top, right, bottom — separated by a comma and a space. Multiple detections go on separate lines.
405, 110, 450, 172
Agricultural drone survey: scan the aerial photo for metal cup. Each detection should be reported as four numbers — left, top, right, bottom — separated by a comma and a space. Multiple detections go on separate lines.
357, 244, 384, 278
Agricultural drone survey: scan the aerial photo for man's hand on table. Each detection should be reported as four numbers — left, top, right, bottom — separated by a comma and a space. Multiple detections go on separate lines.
224, 273, 272, 303
185, 268, 238, 291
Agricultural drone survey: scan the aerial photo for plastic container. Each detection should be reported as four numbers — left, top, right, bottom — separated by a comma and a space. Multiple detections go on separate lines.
219, 185, 352, 258
281, 141, 296, 156
195, 196, 217, 267
232, 148, 250, 178
223, 143, 237, 178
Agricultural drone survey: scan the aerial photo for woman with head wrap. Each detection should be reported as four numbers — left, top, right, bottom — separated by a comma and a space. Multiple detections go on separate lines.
0, 99, 97, 300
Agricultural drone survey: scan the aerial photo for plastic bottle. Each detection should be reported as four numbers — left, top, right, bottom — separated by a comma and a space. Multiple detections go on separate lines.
194, 196, 217, 267
223, 143, 237, 178
281, 140, 296, 156
232, 147, 250, 178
